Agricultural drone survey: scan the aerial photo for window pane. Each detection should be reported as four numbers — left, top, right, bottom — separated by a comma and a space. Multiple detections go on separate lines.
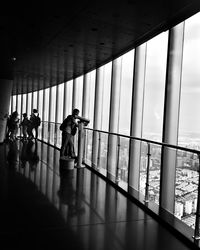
27, 92, 32, 117
75, 76, 83, 115
85, 70, 96, 128
57, 83, 64, 123
32, 91, 38, 111
100, 62, 112, 131
178, 12, 200, 148
118, 49, 134, 135
177, 12, 200, 230
64, 80, 73, 118
22, 94, 27, 114
142, 31, 168, 141
38, 90, 43, 121
12, 95, 17, 113
17, 95, 22, 117
9, 98, 11, 114
49, 86, 57, 122
43, 88, 49, 121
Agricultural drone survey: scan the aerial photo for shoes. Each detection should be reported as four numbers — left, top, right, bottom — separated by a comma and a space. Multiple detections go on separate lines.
74, 157, 78, 163
71, 155, 77, 159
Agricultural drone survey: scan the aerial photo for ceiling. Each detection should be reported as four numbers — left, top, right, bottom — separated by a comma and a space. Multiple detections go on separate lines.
1, 0, 199, 94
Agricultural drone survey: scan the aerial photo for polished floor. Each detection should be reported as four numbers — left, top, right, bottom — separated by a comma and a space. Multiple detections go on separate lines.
0, 139, 197, 249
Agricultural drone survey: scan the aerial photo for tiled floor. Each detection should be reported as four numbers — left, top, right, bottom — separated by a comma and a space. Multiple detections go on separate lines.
0, 139, 197, 249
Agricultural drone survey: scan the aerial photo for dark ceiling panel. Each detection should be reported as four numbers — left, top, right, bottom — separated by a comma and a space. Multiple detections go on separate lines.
0, 0, 199, 94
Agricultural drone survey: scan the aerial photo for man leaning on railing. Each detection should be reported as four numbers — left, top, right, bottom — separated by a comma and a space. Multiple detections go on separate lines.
60, 108, 80, 159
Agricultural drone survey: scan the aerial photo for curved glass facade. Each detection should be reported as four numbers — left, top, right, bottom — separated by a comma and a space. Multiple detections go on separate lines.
10, 11, 200, 240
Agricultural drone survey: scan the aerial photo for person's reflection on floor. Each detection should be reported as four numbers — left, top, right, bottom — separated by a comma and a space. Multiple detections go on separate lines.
20, 140, 28, 168
27, 140, 39, 171
6, 140, 19, 170
20, 140, 39, 171
58, 167, 85, 217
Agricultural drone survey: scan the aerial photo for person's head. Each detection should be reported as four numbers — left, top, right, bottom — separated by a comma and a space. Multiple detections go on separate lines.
33, 109, 38, 114
23, 113, 27, 118
12, 111, 18, 118
72, 108, 80, 117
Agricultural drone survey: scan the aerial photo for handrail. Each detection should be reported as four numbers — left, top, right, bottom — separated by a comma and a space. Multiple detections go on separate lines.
40, 121, 200, 155
42, 121, 61, 125
84, 127, 200, 155
40, 120, 200, 240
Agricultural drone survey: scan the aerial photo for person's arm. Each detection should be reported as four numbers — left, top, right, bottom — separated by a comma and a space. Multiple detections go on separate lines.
60, 117, 68, 131
72, 117, 78, 127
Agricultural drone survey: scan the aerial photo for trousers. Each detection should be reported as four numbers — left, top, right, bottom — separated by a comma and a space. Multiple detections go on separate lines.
60, 132, 75, 157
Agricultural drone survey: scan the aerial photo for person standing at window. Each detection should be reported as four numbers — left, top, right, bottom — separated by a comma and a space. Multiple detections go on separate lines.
29, 109, 41, 139
20, 113, 30, 140
60, 108, 79, 158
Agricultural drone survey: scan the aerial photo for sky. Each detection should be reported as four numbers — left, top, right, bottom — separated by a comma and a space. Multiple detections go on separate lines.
179, 12, 200, 135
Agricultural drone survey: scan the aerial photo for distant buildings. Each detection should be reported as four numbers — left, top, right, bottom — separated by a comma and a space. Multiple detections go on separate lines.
86, 133, 200, 229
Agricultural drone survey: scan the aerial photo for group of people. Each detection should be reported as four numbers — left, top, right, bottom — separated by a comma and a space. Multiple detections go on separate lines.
6, 107, 87, 162
6, 109, 41, 141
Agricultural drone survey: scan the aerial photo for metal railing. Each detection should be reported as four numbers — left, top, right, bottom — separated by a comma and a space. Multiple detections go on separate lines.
84, 127, 200, 241
38, 122, 200, 242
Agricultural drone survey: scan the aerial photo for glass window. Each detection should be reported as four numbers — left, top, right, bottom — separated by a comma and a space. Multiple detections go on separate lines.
38, 90, 43, 121
85, 70, 96, 128
57, 83, 64, 123
27, 92, 32, 117
75, 76, 83, 115
17, 95, 22, 117
178, 12, 200, 149
100, 62, 112, 131
142, 31, 168, 141
177, 13, 200, 229
12, 95, 17, 113
43, 88, 49, 121
9, 98, 11, 114
118, 49, 134, 135
49, 86, 57, 122
22, 94, 27, 115
32, 91, 38, 111
64, 80, 73, 118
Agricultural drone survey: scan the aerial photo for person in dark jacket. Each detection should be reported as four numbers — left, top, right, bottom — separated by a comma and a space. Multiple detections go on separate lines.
20, 113, 30, 140
29, 109, 41, 140
60, 108, 79, 158
8, 111, 20, 141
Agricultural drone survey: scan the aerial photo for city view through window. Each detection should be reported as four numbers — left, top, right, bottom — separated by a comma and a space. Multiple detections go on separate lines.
176, 12, 200, 229
93, 12, 200, 230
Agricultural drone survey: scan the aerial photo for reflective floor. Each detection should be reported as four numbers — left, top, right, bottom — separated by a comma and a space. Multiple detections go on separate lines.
0, 139, 196, 249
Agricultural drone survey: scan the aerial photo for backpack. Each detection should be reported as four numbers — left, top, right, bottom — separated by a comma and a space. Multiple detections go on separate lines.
36, 116, 41, 126
31, 115, 41, 127
60, 115, 77, 135
71, 126, 77, 136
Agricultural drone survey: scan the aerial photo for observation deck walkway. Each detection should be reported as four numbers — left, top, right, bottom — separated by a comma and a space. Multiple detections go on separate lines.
0, 139, 197, 249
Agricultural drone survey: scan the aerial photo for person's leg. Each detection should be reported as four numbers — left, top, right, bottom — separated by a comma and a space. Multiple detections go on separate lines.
28, 127, 34, 139
60, 132, 68, 156
6, 128, 10, 140
35, 127, 38, 139
27, 126, 31, 138
61, 132, 66, 148
10, 130, 14, 141
68, 135, 76, 158
13, 128, 18, 140
23, 126, 28, 139
24, 126, 28, 139
22, 127, 25, 139
60, 133, 70, 157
